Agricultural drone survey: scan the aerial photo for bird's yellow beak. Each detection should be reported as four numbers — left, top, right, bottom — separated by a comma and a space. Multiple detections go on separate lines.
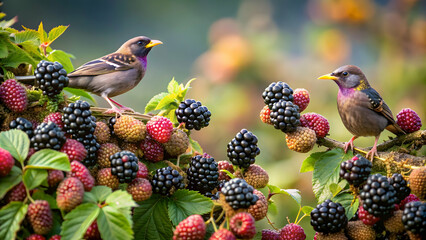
146, 40, 163, 48
318, 73, 338, 81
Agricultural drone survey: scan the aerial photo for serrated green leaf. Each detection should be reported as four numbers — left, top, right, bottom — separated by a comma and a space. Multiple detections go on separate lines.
0, 166, 22, 199
105, 190, 137, 209
0, 202, 28, 240
48, 50, 74, 73
155, 93, 178, 110
189, 137, 203, 154
133, 194, 173, 240
0, 16, 17, 29
89, 186, 112, 203
0, 38, 8, 58
300, 151, 325, 173
98, 206, 133, 240
32, 190, 58, 209
144, 92, 168, 113
14, 30, 39, 44
48, 25, 68, 43
267, 185, 302, 207
83, 192, 97, 204
0, 129, 29, 163
168, 189, 213, 226
167, 77, 179, 94
38, 22, 47, 43
64, 87, 96, 105
27, 149, 70, 171
23, 168, 47, 190
332, 192, 359, 220
329, 183, 342, 197
61, 203, 100, 240
0, 41, 37, 68
301, 206, 314, 215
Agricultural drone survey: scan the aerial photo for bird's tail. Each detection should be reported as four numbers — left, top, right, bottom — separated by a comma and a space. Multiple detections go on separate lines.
386, 123, 406, 136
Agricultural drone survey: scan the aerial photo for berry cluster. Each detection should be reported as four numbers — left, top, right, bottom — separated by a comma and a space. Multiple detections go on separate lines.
9, 117, 34, 139
31, 122, 66, 151
310, 199, 348, 234
360, 173, 397, 217
339, 154, 372, 187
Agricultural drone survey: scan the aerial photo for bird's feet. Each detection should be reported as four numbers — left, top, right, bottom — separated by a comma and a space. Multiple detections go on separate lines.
344, 136, 357, 153
366, 146, 378, 161
103, 107, 125, 115
119, 106, 135, 113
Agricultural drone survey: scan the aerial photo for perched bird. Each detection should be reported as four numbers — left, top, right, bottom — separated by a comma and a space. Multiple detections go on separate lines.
318, 65, 405, 160
68, 36, 162, 114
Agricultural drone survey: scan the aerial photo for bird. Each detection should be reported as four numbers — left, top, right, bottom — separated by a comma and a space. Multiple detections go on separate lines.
318, 65, 405, 160
67, 36, 162, 114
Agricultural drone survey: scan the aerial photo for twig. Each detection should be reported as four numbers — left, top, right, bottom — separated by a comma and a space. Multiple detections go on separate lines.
0, 74, 37, 84
90, 107, 153, 121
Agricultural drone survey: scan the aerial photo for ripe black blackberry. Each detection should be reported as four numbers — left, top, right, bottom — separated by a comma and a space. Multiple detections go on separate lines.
187, 155, 219, 194
360, 173, 398, 217
221, 178, 258, 209
108, 116, 118, 136
310, 199, 348, 234
9, 117, 34, 139
227, 129, 260, 168
401, 201, 425, 235
34, 60, 69, 97
31, 122, 66, 151
151, 166, 185, 196
262, 81, 294, 109
80, 136, 100, 166
339, 154, 372, 187
270, 100, 300, 133
389, 173, 410, 204
175, 99, 211, 130
110, 151, 139, 183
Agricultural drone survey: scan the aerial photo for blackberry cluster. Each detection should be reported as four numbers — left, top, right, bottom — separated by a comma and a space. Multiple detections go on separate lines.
175, 99, 211, 130
227, 129, 260, 168
110, 151, 139, 183
62, 100, 99, 166
9, 117, 34, 139
360, 174, 397, 217
401, 201, 425, 235
34, 60, 69, 97
186, 155, 219, 194
221, 178, 258, 209
31, 122, 66, 151
310, 199, 348, 234
262, 81, 294, 109
151, 166, 184, 196
389, 173, 410, 203
270, 100, 300, 133
339, 154, 372, 186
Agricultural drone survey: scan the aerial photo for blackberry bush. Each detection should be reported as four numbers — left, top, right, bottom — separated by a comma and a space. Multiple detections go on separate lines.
110, 151, 139, 183
227, 129, 260, 168
35, 60, 69, 97
186, 155, 219, 194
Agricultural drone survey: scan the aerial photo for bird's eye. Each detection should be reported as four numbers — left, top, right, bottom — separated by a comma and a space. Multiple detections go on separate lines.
342, 72, 348, 76
137, 40, 144, 45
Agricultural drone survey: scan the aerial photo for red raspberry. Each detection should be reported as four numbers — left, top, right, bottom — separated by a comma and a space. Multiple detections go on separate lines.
396, 108, 422, 133
26, 234, 46, 240
127, 178, 152, 202
137, 161, 149, 179
67, 161, 95, 191
0, 147, 14, 177
96, 168, 120, 190
27, 200, 53, 235
0, 79, 28, 112
47, 170, 64, 187
43, 112, 63, 129
209, 229, 236, 240
261, 229, 281, 240
217, 161, 234, 181
280, 223, 306, 240
5, 182, 27, 203
56, 177, 84, 211
84, 220, 101, 240
358, 204, 380, 225
49, 235, 61, 240
398, 194, 420, 210
230, 212, 256, 239
173, 214, 206, 240
300, 112, 330, 138
60, 139, 87, 162
259, 106, 272, 125
146, 116, 173, 143
140, 138, 164, 162
293, 88, 310, 112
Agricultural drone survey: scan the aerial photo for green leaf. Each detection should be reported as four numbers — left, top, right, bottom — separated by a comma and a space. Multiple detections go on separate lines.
0, 166, 22, 199
61, 203, 100, 240
329, 183, 342, 197
312, 148, 353, 203
0, 38, 8, 58
300, 152, 325, 173
32, 190, 58, 209
105, 190, 137, 210
27, 149, 70, 171
48, 25, 68, 43
98, 206, 133, 240
189, 137, 203, 154
0, 16, 17, 29
301, 206, 314, 215
23, 168, 47, 190
133, 194, 173, 240
167, 77, 179, 94
144, 92, 168, 113
14, 30, 39, 44
48, 50, 74, 73
155, 93, 177, 110
86, 186, 112, 203
267, 185, 302, 207
1, 41, 37, 68
220, 169, 235, 179
168, 189, 213, 226
332, 192, 359, 220
64, 87, 96, 105
38, 22, 47, 43
0, 202, 28, 240
0, 129, 29, 163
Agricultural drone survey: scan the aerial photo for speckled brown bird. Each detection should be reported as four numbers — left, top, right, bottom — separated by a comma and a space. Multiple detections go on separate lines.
68, 36, 162, 114
318, 65, 405, 160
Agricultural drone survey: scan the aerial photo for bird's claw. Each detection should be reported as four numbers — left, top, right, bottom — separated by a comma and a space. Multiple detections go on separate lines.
366, 147, 378, 161
103, 107, 124, 115
343, 142, 352, 153
119, 106, 135, 113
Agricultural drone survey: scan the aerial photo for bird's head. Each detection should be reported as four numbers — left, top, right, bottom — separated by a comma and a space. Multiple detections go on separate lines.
318, 65, 370, 90
117, 36, 163, 57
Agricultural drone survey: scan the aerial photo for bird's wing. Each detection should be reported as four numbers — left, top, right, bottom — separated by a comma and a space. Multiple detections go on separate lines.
69, 53, 136, 77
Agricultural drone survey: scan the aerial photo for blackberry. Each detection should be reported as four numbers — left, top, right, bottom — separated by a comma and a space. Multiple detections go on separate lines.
151, 166, 184, 196
9, 117, 34, 139
401, 201, 425, 235
226, 129, 260, 168
389, 173, 410, 204
31, 122, 66, 151
110, 151, 139, 183
360, 173, 398, 217
175, 99, 211, 130
34, 60, 69, 97
270, 100, 300, 133
310, 199, 348, 234
186, 155, 219, 194
339, 154, 372, 187
108, 116, 117, 136
262, 81, 294, 109
221, 178, 258, 209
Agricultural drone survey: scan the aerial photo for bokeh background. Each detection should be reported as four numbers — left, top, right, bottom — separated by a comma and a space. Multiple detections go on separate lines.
3, 0, 425, 238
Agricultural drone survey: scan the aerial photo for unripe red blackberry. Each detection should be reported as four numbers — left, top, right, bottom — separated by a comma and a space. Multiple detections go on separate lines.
209, 229, 236, 240
389, 173, 410, 204
300, 112, 330, 138
151, 166, 185, 196
0, 147, 14, 177
173, 214, 206, 240
218, 161, 234, 181
280, 223, 306, 240
49, 235, 61, 240
339, 154, 372, 187
84, 220, 101, 240
94, 121, 110, 144
401, 201, 426, 235
409, 167, 426, 201
248, 189, 268, 221
293, 88, 310, 112
262, 81, 294, 109
96, 143, 121, 168
67, 161, 95, 191
56, 177, 84, 211
60, 138, 87, 163
47, 170, 64, 188
221, 178, 258, 209
285, 127, 317, 153
399, 194, 420, 210
360, 173, 398, 217
146, 116, 173, 143
310, 199, 348, 234
230, 212, 256, 239
9, 117, 34, 139
0, 79, 28, 112
244, 164, 269, 189
26, 234, 46, 240
127, 178, 152, 202
163, 128, 189, 157
396, 108, 422, 133
43, 112, 64, 129
227, 129, 260, 168
114, 115, 146, 142
259, 105, 272, 125
31, 122, 66, 151
110, 151, 139, 183
358, 204, 380, 226
140, 138, 164, 163
4, 182, 27, 203
34, 60, 69, 97
96, 168, 119, 190
186, 155, 219, 194
270, 100, 300, 133
137, 161, 149, 179
27, 200, 53, 235
175, 99, 211, 130
262, 229, 280, 240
